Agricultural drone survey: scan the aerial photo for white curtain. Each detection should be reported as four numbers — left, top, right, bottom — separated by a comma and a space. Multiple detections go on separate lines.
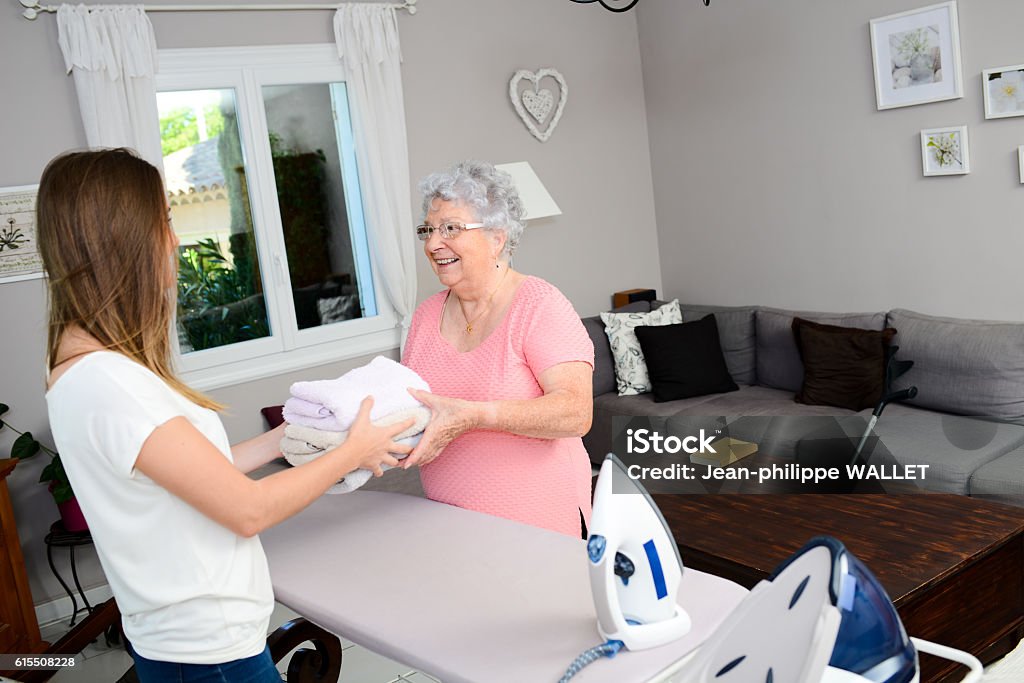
334, 4, 417, 346
56, 5, 162, 167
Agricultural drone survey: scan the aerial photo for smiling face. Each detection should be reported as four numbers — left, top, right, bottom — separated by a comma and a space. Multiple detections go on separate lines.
423, 199, 506, 291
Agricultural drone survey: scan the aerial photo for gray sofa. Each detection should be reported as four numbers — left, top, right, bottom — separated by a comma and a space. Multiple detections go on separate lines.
581, 302, 1024, 506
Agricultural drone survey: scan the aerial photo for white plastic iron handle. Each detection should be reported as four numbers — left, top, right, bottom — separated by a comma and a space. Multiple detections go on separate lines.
910, 637, 984, 683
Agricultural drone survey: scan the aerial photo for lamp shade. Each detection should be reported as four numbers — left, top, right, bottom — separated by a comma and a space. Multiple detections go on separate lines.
496, 162, 562, 221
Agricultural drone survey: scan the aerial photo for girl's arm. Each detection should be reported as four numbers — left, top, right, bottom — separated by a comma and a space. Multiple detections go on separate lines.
135, 398, 413, 536
231, 422, 287, 474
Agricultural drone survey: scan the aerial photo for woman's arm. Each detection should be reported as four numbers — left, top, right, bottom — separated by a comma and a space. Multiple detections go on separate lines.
232, 422, 287, 474
404, 360, 593, 467
135, 399, 413, 537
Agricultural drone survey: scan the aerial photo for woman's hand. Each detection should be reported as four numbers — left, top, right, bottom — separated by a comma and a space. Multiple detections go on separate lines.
343, 397, 416, 476
403, 389, 482, 468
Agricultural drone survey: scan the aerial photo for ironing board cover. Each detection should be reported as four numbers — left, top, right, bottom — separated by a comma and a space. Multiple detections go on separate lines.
261, 490, 748, 683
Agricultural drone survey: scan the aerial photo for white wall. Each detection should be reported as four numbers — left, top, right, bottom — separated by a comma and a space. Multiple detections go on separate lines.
638, 0, 1024, 320
0, 0, 661, 606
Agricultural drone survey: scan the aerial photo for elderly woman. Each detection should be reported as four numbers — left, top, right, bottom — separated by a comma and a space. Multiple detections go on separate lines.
401, 161, 594, 538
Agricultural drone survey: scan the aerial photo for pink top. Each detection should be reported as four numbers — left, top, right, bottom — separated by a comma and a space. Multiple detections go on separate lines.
402, 276, 595, 537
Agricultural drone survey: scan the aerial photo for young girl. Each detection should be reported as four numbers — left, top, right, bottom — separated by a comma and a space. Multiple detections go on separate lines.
38, 148, 411, 681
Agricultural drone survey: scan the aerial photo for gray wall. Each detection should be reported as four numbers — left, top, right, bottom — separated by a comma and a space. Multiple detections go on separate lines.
638, 0, 1024, 320
0, 1, 660, 606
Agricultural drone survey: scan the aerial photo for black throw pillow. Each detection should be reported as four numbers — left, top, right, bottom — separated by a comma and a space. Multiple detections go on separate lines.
634, 314, 739, 402
792, 317, 897, 411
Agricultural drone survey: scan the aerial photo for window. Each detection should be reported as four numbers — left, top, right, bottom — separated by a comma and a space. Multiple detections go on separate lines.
157, 45, 398, 389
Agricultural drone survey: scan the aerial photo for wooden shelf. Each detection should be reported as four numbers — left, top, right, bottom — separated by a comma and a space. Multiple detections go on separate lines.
0, 458, 46, 658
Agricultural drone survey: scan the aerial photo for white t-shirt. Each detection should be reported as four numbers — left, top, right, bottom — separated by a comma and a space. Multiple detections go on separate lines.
46, 352, 273, 664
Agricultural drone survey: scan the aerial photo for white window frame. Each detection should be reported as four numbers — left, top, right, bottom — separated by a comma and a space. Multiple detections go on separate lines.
158, 44, 400, 391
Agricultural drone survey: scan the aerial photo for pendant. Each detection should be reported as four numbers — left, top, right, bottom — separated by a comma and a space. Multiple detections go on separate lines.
466, 324, 473, 334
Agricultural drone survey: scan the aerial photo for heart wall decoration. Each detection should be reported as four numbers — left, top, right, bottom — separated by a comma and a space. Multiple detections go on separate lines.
509, 68, 568, 143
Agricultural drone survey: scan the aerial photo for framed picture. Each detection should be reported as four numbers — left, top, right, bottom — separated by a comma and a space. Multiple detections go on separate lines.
1019, 146, 1024, 184
0, 185, 44, 284
920, 126, 969, 176
870, 1, 963, 110
983, 63, 1024, 119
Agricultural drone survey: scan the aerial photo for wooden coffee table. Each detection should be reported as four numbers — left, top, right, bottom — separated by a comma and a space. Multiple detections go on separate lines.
653, 493, 1024, 683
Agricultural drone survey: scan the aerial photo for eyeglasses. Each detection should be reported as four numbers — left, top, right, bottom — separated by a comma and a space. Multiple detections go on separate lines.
415, 221, 485, 241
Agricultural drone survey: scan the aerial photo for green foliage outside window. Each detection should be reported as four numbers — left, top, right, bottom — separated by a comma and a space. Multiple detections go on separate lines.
160, 105, 227, 156
176, 238, 269, 352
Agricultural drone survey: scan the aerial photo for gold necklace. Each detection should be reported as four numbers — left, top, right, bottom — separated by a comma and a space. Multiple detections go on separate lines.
456, 267, 509, 334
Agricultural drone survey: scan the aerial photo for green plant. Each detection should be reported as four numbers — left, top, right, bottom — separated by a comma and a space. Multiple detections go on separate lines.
177, 238, 269, 351
159, 104, 226, 156
0, 403, 74, 504
267, 135, 331, 289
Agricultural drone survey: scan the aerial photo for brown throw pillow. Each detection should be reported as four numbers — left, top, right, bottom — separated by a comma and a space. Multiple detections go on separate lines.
792, 318, 896, 411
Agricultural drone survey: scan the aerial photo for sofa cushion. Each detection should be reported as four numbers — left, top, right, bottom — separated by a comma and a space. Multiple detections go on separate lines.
887, 309, 1024, 424
635, 315, 738, 402
864, 402, 1024, 494
679, 304, 757, 385
582, 316, 616, 396
755, 308, 887, 392
583, 301, 653, 397
261, 405, 285, 429
969, 445, 1024, 506
792, 317, 896, 411
668, 385, 861, 459
600, 300, 682, 395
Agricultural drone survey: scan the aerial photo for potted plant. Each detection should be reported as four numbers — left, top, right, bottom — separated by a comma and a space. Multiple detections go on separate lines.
0, 402, 87, 532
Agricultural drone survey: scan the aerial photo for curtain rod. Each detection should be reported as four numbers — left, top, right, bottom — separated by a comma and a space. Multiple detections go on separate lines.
19, 0, 417, 20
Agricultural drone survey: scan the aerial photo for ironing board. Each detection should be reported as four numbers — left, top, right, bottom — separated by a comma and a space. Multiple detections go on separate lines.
259, 491, 749, 683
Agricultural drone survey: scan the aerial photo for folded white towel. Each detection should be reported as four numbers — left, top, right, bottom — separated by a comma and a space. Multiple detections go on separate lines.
280, 411, 349, 432
281, 396, 333, 419
284, 356, 430, 432
279, 436, 325, 457
284, 406, 430, 447
281, 434, 422, 494
279, 406, 431, 494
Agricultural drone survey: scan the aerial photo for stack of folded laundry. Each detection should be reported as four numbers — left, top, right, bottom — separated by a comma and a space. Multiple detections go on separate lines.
280, 356, 432, 494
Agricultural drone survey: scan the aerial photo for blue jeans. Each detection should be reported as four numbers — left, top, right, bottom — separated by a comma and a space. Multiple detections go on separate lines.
129, 644, 281, 682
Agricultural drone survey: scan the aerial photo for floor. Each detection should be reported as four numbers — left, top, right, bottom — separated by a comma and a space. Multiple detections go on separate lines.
40, 602, 441, 683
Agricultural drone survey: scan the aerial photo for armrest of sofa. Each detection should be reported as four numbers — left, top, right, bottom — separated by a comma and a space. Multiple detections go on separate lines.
582, 300, 656, 397
261, 405, 285, 430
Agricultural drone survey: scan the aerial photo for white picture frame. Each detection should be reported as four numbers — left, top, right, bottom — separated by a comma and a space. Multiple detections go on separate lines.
983, 63, 1024, 119
870, 1, 963, 110
0, 184, 44, 284
1019, 146, 1024, 184
920, 126, 969, 176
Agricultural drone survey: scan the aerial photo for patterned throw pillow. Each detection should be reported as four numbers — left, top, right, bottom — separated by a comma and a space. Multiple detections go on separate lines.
600, 300, 682, 395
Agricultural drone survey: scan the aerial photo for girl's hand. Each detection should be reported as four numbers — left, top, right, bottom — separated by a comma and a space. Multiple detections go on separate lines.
344, 397, 415, 476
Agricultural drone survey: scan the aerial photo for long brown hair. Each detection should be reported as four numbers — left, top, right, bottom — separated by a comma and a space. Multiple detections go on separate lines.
37, 148, 221, 410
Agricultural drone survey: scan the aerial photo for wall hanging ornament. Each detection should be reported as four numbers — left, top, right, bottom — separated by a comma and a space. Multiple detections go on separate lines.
567, 0, 710, 13
509, 68, 568, 143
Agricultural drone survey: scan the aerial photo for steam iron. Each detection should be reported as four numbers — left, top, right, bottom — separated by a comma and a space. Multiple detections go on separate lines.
587, 453, 691, 649
676, 536, 983, 683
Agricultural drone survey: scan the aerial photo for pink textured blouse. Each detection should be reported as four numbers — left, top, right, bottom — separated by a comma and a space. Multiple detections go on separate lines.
402, 276, 595, 537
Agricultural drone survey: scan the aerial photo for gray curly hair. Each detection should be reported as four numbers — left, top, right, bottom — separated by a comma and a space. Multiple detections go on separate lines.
419, 161, 525, 258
